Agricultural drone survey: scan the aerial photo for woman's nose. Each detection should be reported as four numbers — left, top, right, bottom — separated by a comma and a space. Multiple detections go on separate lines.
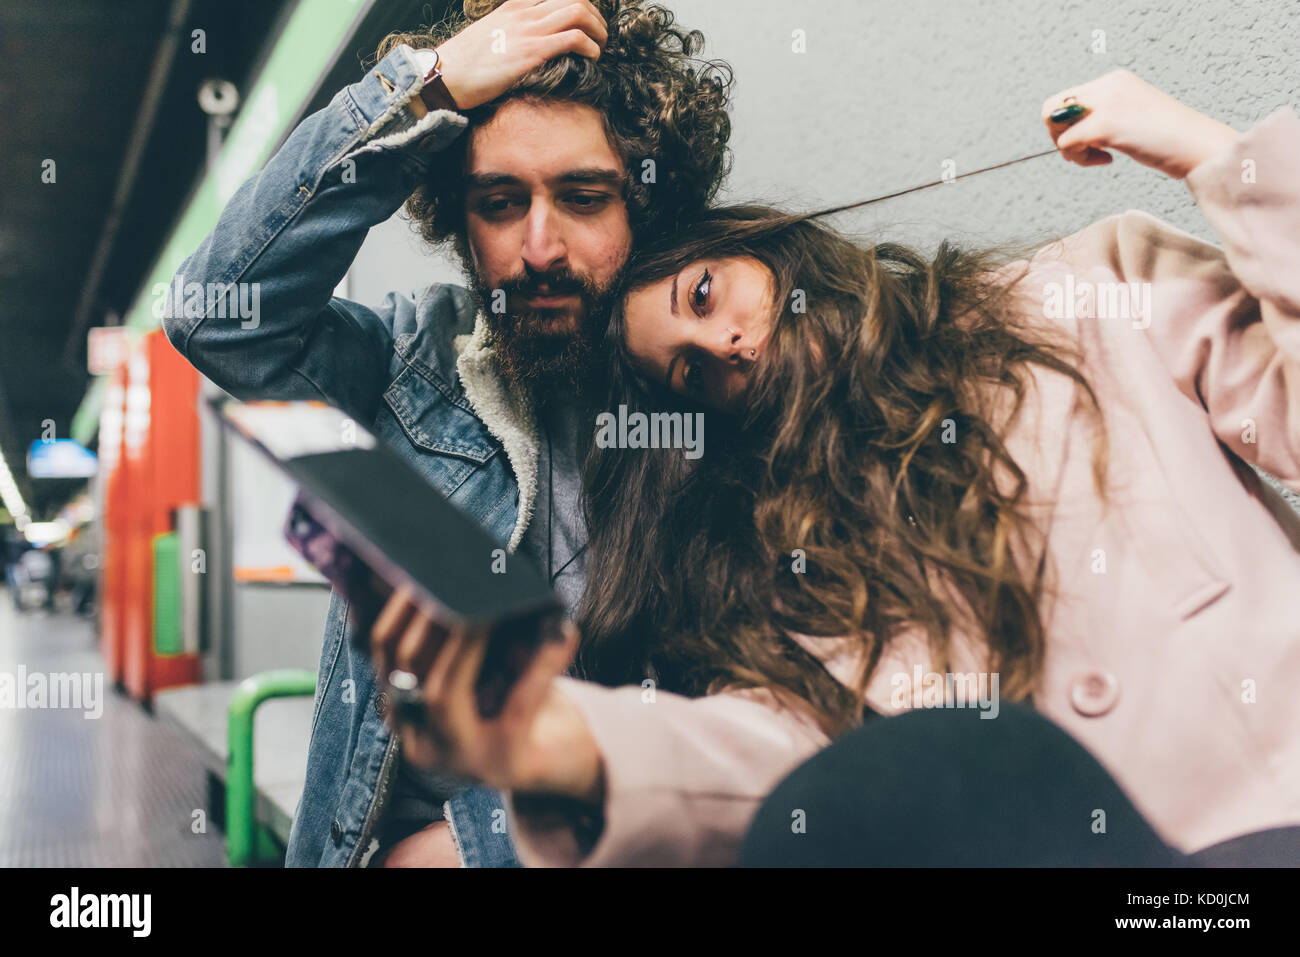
707, 327, 748, 364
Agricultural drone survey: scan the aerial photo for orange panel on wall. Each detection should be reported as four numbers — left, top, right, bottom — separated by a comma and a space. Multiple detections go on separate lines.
113, 330, 202, 702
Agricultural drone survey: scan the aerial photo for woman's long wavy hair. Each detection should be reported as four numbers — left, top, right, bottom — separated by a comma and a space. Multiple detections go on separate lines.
575, 205, 1106, 737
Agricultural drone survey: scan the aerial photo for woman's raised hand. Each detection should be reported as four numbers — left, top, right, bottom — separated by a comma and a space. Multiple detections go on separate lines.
1043, 70, 1241, 179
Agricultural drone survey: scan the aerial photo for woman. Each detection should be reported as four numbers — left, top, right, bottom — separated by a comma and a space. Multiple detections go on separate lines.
374, 70, 1300, 866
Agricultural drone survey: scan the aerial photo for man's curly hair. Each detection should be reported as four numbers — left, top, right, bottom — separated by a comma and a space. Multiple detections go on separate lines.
376, 0, 733, 253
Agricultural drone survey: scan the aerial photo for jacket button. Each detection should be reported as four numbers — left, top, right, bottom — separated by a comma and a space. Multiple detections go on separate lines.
330, 819, 344, 846
374, 691, 389, 718
1069, 671, 1120, 717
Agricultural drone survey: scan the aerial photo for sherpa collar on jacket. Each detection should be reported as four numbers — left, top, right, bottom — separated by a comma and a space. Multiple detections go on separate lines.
455, 312, 539, 553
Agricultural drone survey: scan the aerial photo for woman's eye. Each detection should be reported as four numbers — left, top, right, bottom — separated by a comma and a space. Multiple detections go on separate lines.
691, 268, 712, 314
683, 360, 705, 395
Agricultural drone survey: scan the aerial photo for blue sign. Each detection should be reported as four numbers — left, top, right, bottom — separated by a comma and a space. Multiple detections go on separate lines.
27, 440, 98, 479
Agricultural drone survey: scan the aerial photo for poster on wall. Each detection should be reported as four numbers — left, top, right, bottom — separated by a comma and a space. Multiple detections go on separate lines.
228, 432, 327, 585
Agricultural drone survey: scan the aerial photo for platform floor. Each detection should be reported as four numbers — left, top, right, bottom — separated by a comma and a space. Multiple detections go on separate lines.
0, 588, 227, 866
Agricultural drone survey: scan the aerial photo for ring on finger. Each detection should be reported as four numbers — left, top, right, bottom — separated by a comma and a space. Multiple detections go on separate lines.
1048, 98, 1088, 125
388, 669, 427, 724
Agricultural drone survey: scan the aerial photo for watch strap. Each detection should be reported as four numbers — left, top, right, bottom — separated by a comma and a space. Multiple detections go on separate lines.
418, 49, 460, 114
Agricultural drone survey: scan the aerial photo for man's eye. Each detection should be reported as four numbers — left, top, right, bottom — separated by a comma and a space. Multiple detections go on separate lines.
691, 268, 712, 314
475, 196, 521, 217
564, 192, 612, 212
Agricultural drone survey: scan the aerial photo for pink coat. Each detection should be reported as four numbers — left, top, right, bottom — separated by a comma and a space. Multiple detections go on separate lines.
505, 107, 1300, 866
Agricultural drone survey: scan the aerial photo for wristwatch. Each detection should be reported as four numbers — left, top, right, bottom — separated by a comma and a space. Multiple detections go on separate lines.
418, 48, 460, 114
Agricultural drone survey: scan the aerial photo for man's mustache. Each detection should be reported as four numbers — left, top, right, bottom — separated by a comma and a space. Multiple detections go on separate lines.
499, 271, 596, 301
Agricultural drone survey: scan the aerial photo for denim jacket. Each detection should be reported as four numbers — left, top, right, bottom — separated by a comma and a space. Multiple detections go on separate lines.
162, 44, 548, 867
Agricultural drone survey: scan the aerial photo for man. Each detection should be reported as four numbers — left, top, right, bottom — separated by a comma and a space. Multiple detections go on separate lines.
162, 0, 731, 866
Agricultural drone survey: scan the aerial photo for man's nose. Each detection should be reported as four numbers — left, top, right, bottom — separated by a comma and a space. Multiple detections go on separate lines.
520, 203, 566, 273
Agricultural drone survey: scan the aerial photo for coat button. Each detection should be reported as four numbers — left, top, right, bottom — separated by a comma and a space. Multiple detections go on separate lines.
330, 819, 344, 846
374, 691, 389, 718
1069, 671, 1120, 717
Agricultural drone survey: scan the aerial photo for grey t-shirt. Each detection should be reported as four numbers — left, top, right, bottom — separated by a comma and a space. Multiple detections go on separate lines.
379, 398, 590, 850
518, 397, 589, 616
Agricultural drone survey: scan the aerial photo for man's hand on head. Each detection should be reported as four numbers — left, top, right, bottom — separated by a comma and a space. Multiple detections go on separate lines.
436, 0, 609, 112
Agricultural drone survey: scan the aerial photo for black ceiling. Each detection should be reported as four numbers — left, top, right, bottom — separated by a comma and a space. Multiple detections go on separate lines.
0, 0, 292, 519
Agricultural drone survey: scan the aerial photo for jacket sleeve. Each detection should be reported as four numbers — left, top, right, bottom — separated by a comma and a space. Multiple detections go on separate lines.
161, 44, 467, 425
1114, 107, 1300, 489
503, 676, 831, 867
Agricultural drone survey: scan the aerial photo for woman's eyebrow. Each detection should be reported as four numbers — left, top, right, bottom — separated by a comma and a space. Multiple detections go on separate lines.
670, 272, 680, 316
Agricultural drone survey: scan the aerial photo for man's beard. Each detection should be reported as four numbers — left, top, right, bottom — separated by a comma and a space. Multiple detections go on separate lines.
467, 265, 618, 401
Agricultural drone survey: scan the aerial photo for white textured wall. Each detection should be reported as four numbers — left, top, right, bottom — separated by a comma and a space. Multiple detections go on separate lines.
672, 0, 1299, 248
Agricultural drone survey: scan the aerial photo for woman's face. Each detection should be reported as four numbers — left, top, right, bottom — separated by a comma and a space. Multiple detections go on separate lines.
621, 256, 776, 411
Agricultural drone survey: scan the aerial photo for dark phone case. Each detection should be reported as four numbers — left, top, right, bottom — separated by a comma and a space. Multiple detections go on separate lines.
281, 487, 559, 719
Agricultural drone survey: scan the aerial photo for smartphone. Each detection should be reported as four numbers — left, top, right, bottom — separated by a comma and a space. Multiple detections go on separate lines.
281, 489, 560, 719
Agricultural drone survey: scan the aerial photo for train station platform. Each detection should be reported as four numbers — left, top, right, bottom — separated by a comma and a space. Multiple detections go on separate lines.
0, 588, 313, 865
0, 590, 228, 865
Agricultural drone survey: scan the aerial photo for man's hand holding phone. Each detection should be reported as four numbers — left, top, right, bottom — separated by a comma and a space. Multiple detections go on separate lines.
369, 588, 605, 807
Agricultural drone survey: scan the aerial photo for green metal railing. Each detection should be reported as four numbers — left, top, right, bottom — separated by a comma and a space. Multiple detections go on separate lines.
226, 669, 317, 867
